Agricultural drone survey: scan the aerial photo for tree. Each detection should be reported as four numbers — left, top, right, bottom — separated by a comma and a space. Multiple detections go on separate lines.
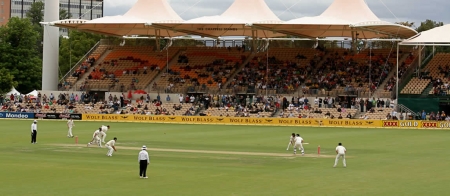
59, 30, 102, 78
26, 1, 44, 26
0, 68, 18, 95
59, 9, 72, 20
395, 21, 415, 28
26, 1, 45, 58
416, 19, 444, 33
0, 17, 42, 93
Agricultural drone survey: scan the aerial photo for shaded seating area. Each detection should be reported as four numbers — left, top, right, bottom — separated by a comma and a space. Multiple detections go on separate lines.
156, 47, 250, 93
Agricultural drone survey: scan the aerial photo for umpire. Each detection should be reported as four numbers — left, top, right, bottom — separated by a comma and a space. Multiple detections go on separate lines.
31, 120, 38, 144
138, 145, 150, 179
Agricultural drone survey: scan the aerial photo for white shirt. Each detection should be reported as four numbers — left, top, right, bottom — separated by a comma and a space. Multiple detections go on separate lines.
295, 136, 303, 144
94, 130, 100, 136
290, 136, 296, 144
138, 150, 150, 163
31, 123, 37, 132
67, 120, 74, 128
106, 140, 115, 146
101, 125, 108, 133
336, 146, 346, 154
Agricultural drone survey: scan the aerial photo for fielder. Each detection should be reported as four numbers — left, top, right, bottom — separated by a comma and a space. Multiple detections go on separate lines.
333, 143, 347, 168
67, 118, 75, 138
99, 125, 110, 143
294, 134, 305, 156
286, 133, 296, 150
87, 128, 102, 147
106, 137, 117, 157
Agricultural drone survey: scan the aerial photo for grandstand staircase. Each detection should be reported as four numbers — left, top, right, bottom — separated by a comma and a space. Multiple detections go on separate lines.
421, 83, 434, 97
398, 104, 417, 117
222, 52, 256, 91
372, 53, 409, 98
145, 48, 185, 92
70, 49, 113, 91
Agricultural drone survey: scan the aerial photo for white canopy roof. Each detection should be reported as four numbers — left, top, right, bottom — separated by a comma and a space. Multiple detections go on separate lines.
52, 0, 185, 37
152, 0, 284, 38
253, 0, 417, 39
6, 87, 20, 95
27, 90, 38, 97
50, 0, 417, 39
400, 24, 450, 45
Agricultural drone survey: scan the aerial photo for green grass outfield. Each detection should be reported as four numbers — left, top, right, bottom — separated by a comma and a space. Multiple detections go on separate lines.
1, 119, 450, 196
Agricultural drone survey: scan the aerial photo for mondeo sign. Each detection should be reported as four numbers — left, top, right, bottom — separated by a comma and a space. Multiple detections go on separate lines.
0, 112, 34, 119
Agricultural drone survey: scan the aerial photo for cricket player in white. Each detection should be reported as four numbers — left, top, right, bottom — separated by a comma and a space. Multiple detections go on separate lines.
334, 143, 347, 168
87, 128, 102, 147
106, 137, 117, 157
99, 125, 110, 143
294, 134, 305, 156
287, 133, 296, 150
67, 118, 74, 138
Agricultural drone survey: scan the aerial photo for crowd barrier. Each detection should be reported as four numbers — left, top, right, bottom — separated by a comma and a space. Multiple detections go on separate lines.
82, 114, 385, 128
382, 120, 450, 129
0, 112, 34, 119
34, 113, 82, 120
0, 112, 82, 120
2, 113, 449, 129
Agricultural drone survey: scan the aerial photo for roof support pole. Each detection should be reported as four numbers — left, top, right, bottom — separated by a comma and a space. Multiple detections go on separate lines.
155, 29, 161, 51
418, 45, 422, 70
252, 30, 256, 52
396, 42, 399, 102
351, 30, 355, 52
42, 0, 59, 90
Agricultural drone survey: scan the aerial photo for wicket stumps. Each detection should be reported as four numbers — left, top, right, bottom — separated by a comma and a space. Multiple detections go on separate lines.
318, 145, 321, 155
75, 136, 78, 144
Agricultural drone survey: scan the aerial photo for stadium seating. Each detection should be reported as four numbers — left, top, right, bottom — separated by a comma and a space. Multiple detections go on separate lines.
155, 47, 250, 93
400, 78, 431, 94
86, 46, 180, 91
400, 53, 450, 95
204, 103, 274, 117
282, 107, 358, 119
63, 45, 109, 89
36, 98, 196, 116
363, 107, 394, 120
230, 48, 323, 94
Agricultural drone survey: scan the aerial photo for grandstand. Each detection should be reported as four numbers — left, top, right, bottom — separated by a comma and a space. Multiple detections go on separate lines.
47, 40, 420, 119
400, 53, 450, 96
155, 46, 251, 94
64, 45, 180, 92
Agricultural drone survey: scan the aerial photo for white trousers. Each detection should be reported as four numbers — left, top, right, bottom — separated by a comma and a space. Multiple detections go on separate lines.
90, 136, 101, 147
294, 143, 304, 151
68, 127, 73, 137
106, 145, 114, 156
100, 132, 106, 143
334, 154, 346, 167
293, 143, 304, 154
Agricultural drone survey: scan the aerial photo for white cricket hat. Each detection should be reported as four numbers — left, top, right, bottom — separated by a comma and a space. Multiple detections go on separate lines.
142, 145, 147, 150
34, 120, 37, 123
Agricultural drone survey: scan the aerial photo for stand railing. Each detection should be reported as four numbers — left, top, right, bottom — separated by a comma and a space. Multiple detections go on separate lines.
398, 104, 416, 116
59, 41, 101, 85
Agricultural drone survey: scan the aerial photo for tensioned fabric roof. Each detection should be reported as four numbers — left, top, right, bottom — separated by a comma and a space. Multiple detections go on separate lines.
400, 24, 450, 45
252, 0, 417, 39
50, 0, 417, 39
151, 0, 284, 38
51, 0, 185, 37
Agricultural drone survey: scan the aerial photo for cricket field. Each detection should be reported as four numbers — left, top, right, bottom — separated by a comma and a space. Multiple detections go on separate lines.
0, 119, 449, 196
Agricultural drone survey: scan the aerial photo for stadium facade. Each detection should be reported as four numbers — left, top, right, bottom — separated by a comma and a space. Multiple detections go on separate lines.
0, 0, 103, 28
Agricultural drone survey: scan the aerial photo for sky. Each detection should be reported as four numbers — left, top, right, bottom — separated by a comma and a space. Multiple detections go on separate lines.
103, 0, 450, 28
